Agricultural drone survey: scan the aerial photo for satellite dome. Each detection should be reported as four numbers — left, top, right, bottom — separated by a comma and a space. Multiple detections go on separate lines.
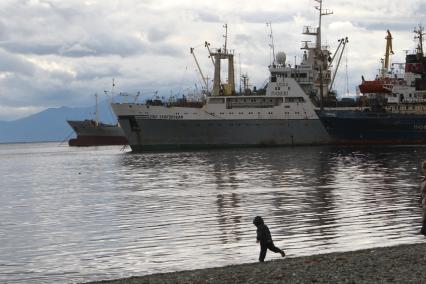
276, 52, 286, 65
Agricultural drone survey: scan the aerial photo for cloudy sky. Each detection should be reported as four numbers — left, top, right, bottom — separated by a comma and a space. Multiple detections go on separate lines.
0, 0, 425, 120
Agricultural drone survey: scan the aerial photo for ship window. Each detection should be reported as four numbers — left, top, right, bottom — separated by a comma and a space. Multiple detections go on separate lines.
285, 97, 305, 103
271, 76, 277, 82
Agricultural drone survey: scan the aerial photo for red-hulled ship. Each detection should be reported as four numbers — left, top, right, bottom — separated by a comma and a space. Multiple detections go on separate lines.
358, 30, 400, 94
67, 93, 127, 146
67, 119, 127, 146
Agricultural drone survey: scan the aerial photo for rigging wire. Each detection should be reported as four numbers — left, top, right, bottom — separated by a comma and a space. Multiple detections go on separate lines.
345, 43, 349, 95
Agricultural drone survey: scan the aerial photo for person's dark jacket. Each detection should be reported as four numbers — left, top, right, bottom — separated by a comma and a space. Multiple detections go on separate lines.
253, 216, 272, 244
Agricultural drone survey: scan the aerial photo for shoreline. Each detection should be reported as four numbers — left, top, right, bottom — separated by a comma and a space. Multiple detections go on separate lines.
87, 242, 426, 283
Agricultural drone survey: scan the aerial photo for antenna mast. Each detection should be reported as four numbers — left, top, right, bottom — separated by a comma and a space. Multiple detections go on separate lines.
315, 0, 333, 49
266, 22, 276, 65
414, 25, 425, 56
94, 93, 99, 126
239, 53, 242, 94
110, 78, 115, 103
223, 24, 228, 53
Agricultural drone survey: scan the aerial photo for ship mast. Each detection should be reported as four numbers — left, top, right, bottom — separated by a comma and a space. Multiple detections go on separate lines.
315, 0, 333, 50
211, 25, 235, 96
266, 22, 276, 66
223, 23, 228, 53
314, 0, 332, 109
414, 25, 425, 56
94, 93, 99, 127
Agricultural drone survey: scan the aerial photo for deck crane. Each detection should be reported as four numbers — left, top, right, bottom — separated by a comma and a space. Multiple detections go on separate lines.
190, 47, 208, 91
329, 37, 349, 93
383, 30, 394, 76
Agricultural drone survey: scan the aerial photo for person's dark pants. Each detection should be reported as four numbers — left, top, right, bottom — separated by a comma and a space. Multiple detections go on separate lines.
259, 241, 282, 262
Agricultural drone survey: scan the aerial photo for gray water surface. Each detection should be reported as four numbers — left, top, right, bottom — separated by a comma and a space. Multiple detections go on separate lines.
0, 143, 425, 283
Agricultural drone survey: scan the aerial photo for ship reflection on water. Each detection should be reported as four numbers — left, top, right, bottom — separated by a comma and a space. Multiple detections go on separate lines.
1, 144, 425, 283
116, 146, 424, 271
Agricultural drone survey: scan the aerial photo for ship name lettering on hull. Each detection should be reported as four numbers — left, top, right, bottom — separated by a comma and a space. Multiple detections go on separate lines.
149, 115, 183, 120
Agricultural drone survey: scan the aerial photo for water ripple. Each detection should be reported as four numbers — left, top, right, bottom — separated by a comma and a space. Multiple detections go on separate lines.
1, 143, 426, 283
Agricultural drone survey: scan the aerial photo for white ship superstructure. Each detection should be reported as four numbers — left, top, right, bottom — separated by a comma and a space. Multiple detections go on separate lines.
112, 0, 340, 151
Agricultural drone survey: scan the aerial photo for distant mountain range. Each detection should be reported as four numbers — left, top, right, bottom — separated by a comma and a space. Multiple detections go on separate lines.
0, 100, 118, 143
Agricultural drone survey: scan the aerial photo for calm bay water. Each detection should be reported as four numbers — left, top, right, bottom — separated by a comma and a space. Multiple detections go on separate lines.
1, 142, 425, 283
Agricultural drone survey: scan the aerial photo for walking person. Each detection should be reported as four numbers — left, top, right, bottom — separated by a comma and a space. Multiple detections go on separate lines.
253, 216, 285, 262
420, 161, 426, 235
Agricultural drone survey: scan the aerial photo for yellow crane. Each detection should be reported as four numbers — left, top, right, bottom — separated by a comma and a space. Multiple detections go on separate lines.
383, 30, 394, 75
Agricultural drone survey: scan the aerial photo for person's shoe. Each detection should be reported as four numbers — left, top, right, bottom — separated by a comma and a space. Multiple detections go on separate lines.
280, 250, 286, 257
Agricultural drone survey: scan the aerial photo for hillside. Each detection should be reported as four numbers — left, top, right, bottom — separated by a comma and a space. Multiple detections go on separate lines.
0, 101, 117, 143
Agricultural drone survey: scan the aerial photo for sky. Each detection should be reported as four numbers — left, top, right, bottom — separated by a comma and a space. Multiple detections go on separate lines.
0, 0, 425, 121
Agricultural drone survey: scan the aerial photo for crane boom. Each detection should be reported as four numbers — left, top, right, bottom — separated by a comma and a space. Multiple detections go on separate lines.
190, 47, 208, 90
384, 30, 394, 74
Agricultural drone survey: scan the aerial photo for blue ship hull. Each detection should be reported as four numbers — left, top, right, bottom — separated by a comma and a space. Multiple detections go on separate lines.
317, 110, 426, 144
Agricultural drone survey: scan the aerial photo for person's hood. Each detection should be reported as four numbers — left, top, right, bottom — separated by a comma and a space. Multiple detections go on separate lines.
253, 216, 264, 227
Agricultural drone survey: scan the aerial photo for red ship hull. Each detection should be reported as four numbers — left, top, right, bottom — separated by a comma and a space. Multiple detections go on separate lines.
68, 135, 128, 147
358, 80, 391, 94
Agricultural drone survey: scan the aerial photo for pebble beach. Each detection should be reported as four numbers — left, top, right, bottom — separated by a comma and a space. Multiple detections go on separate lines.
87, 242, 426, 284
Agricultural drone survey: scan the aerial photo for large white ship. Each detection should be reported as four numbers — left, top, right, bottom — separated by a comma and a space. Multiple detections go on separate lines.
112, 0, 341, 151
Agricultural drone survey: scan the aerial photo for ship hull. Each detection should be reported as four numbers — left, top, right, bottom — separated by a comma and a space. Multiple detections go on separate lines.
117, 116, 331, 151
67, 120, 128, 147
317, 110, 426, 144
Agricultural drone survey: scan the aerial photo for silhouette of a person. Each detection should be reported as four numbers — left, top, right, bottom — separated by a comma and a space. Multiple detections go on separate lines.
253, 216, 285, 262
